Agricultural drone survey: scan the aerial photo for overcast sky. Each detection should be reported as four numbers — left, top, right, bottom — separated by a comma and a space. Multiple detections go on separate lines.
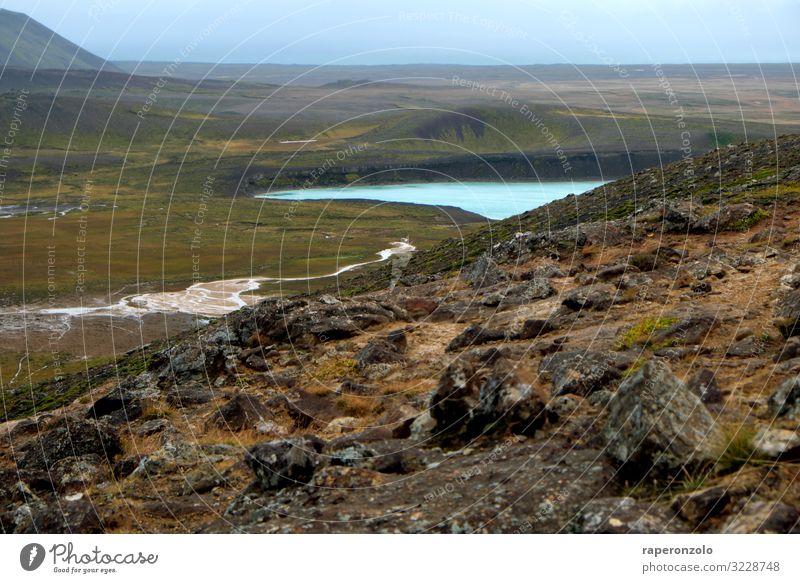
2, 0, 798, 65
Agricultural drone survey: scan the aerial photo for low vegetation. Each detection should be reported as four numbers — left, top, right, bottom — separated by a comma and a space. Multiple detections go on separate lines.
615, 317, 678, 350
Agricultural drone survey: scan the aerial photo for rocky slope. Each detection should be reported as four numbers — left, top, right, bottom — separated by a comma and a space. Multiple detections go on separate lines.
3, 135, 800, 533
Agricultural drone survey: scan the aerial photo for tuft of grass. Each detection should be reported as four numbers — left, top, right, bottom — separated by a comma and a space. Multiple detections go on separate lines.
714, 425, 766, 474
120, 432, 163, 457
304, 382, 334, 396
335, 394, 376, 417
197, 426, 263, 446
621, 477, 663, 501
139, 402, 174, 422
615, 317, 678, 350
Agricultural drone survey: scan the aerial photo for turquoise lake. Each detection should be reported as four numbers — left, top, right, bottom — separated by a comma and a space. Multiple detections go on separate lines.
256, 181, 606, 220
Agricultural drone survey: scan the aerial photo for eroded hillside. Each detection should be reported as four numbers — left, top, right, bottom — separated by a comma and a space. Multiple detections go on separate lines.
2, 135, 800, 533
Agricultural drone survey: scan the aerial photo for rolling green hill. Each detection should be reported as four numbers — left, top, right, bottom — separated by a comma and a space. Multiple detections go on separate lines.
0, 8, 118, 71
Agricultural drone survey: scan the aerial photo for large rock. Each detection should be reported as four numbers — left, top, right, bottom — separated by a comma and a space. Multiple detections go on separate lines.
486, 279, 555, 306
603, 360, 722, 476
726, 335, 765, 357
247, 437, 325, 490
18, 418, 122, 471
650, 313, 717, 346
671, 486, 730, 525
12, 497, 105, 534
768, 377, 800, 418
775, 337, 800, 362
165, 381, 216, 408
539, 351, 622, 397
265, 390, 338, 431
595, 263, 631, 282
562, 284, 618, 311
519, 264, 564, 280
475, 360, 546, 436
355, 330, 408, 370
51, 454, 107, 493
722, 500, 800, 534
462, 255, 508, 289
398, 297, 438, 319
446, 325, 509, 351
776, 290, 800, 338
269, 301, 398, 343
690, 202, 758, 233
428, 360, 481, 434
206, 394, 269, 432
752, 427, 800, 460
518, 318, 557, 340
661, 200, 701, 232
686, 368, 723, 405
428, 358, 545, 440
154, 341, 227, 382
575, 497, 687, 533
86, 373, 158, 422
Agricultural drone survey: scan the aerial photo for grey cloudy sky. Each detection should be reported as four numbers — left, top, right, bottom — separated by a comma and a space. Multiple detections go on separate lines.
2, 0, 798, 64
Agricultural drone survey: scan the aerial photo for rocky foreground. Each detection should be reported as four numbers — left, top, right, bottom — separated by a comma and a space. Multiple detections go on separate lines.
3, 136, 800, 533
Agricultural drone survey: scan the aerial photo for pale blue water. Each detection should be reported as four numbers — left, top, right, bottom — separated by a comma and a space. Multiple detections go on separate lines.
256, 181, 606, 220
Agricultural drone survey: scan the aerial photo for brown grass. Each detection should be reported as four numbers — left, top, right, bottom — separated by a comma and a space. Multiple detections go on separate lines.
335, 394, 378, 417
304, 382, 335, 396
195, 426, 265, 447
120, 432, 164, 457
139, 401, 175, 422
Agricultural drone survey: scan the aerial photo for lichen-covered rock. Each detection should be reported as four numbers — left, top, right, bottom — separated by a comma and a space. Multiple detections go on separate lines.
651, 313, 717, 346
18, 418, 122, 471
428, 360, 482, 433
671, 486, 730, 525
206, 393, 269, 432
575, 497, 688, 533
519, 264, 565, 280
775, 337, 800, 362
691, 202, 758, 233
475, 360, 546, 436
752, 426, 800, 460
595, 263, 631, 282
492, 279, 555, 306
562, 284, 618, 311
267, 300, 398, 343
686, 368, 723, 405
428, 358, 545, 440
546, 395, 582, 423
50, 454, 107, 493
154, 341, 227, 382
603, 360, 722, 476
539, 351, 622, 397
722, 500, 800, 534
462, 255, 508, 289
165, 381, 216, 408
356, 331, 408, 370
768, 376, 800, 418
12, 496, 105, 534
726, 335, 765, 357
446, 325, 509, 351
776, 290, 800, 338
86, 373, 158, 422
247, 437, 325, 490
661, 200, 701, 232
517, 318, 557, 340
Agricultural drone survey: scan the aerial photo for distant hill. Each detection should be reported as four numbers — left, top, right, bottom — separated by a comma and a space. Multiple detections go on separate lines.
0, 9, 119, 71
